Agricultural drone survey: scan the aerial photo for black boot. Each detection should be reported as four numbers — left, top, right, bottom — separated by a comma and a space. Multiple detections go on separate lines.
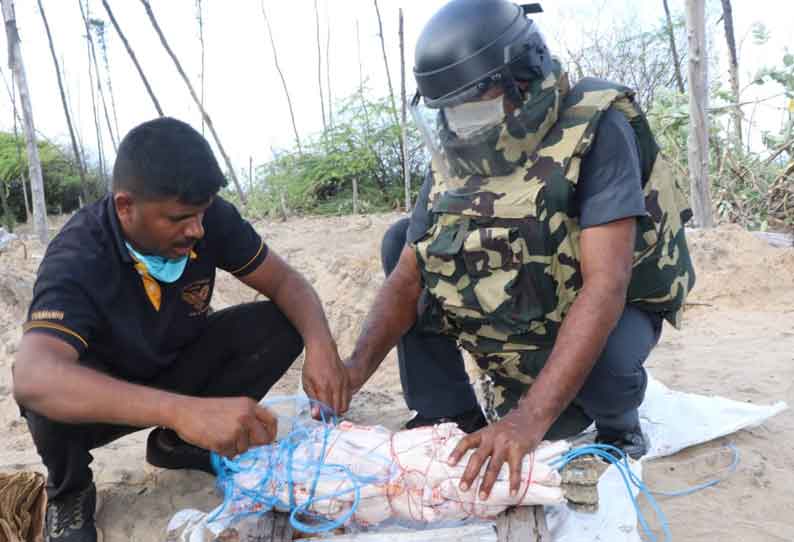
404, 406, 488, 434
45, 482, 97, 542
145, 428, 214, 475
596, 425, 648, 460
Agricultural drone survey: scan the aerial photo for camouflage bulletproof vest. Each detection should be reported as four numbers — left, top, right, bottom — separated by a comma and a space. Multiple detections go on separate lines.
414, 78, 695, 356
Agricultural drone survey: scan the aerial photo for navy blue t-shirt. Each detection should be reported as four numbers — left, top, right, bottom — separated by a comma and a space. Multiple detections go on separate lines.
407, 107, 647, 243
23, 195, 268, 381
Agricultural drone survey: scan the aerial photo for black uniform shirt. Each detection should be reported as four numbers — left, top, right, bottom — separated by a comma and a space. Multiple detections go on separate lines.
408, 107, 648, 242
23, 195, 268, 381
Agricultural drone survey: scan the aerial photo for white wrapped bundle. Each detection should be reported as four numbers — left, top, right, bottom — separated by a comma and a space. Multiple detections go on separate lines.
211, 420, 569, 528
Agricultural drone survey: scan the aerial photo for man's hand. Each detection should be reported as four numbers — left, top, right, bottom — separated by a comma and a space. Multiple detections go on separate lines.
447, 410, 547, 500
170, 396, 277, 459
302, 345, 351, 418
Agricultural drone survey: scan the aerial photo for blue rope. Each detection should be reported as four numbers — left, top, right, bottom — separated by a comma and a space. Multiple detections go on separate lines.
207, 397, 391, 533
648, 443, 740, 498
552, 442, 740, 542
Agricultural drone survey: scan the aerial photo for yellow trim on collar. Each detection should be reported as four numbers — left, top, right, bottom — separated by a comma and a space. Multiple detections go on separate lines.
132, 260, 162, 311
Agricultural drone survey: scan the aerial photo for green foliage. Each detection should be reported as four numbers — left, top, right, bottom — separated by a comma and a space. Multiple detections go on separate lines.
0, 132, 104, 223
649, 49, 794, 231
232, 88, 424, 218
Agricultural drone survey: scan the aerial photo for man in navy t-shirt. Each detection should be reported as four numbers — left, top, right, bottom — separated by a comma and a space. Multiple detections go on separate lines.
13, 118, 349, 542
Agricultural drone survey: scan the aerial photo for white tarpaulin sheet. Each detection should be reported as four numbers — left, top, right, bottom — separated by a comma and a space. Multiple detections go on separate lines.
546, 375, 787, 542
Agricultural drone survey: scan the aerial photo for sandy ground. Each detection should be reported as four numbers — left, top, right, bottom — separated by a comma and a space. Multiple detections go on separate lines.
1, 214, 792, 541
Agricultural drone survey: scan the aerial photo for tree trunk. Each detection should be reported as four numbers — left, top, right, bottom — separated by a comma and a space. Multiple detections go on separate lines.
140, 0, 246, 204
314, 0, 327, 132
662, 0, 685, 93
38, 0, 89, 203
2, 0, 47, 243
686, 0, 714, 228
261, 2, 302, 155
352, 177, 359, 215
102, 0, 163, 117
196, 0, 205, 135
399, 8, 410, 212
720, 0, 742, 150
79, 0, 117, 153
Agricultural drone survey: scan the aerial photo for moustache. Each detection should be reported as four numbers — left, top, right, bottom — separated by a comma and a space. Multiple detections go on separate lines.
174, 239, 199, 249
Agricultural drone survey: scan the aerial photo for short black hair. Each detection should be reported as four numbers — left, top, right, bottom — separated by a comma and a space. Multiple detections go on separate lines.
112, 117, 227, 204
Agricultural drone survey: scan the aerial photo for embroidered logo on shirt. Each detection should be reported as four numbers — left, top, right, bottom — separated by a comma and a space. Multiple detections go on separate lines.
181, 279, 211, 315
30, 310, 65, 321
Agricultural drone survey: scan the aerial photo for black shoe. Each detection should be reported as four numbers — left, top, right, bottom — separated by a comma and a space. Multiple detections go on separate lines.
596, 426, 648, 460
404, 407, 488, 434
146, 427, 214, 475
45, 482, 97, 542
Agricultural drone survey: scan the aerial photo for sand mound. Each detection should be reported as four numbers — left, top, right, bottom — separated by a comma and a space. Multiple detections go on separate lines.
686, 225, 794, 310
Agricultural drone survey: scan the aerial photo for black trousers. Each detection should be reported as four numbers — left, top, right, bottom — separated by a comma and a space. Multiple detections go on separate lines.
382, 218, 662, 432
21, 301, 303, 499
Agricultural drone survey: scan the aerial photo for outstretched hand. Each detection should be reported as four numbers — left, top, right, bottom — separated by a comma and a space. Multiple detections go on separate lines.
447, 410, 546, 500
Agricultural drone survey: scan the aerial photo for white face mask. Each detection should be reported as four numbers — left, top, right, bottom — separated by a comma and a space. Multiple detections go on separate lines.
444, 95, 505, 139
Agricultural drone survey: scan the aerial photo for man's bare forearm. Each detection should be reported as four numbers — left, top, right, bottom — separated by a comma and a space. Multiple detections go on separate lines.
348, 247, 422, 386
13, 342, 185, 428
517, 218, 636, 427
516, 281, 626, 427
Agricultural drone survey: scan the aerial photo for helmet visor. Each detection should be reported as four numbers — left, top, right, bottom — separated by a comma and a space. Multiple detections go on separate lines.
444, 95, 505, 140
410, 90, 513, 180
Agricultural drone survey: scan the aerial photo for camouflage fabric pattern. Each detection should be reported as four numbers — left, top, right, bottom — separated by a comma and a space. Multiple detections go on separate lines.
414, 76, 695, 423
473, 349, 592, 438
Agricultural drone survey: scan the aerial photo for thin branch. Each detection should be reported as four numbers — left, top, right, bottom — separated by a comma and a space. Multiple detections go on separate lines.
38, 0, 88, 201
261, 2, 302, 155
102, 0, 163, 116
140, 0, 246, 204
79, 0, 117, 152
314, 0, 327, 131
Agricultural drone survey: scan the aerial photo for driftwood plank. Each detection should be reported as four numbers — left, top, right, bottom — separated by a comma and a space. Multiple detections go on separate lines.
304, 522, 498, 542
496, 506, 550, 542
214, 511, 293, 542
230, 506, 552, 542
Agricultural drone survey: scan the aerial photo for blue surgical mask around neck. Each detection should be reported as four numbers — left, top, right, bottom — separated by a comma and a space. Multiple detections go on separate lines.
125, 242, 188, 283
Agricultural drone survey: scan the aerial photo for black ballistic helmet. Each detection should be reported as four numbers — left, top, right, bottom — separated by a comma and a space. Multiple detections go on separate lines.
413, 0, 552, 108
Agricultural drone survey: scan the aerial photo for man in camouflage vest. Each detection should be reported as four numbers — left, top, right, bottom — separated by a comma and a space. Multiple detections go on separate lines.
344, 0, 695, 499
